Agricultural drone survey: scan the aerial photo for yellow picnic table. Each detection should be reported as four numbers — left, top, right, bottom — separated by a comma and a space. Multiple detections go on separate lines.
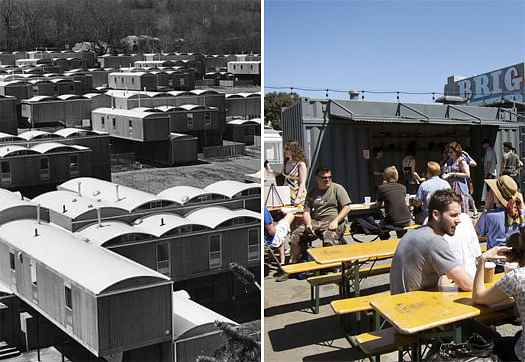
369, 273, 514, 359
307, 238, 400, 298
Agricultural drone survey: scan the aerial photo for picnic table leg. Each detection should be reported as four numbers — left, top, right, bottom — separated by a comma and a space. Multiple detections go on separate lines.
453, 322, 461, 343
311, 270, 321, 314
354, 262, 361, 322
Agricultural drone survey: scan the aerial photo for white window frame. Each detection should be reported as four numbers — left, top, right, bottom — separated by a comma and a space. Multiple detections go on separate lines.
209, 234, 222, 269
187, 113, 194, 129
1, 161, 11, 184
248, 229, 259, 261
69, 154, 79, 176
40, 157, 49, 180
156, 242, 170, 275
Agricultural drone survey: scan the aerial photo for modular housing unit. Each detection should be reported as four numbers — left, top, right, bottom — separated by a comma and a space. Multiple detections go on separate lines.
225, 92, 261, 120
281, 97, 522, 204
0, 96, 17, 134
75, 206, 260, 305
91, 107, 170, 142
0, 81, 33, 101
224, 118, 261, 145
97, 55, 135, 69
108, 72, 157, 91
0, 52, 27, 66
107, 89, 225, 112
226, 61, 261, 84
0, 220, 173, 360
21, 95, 91, 127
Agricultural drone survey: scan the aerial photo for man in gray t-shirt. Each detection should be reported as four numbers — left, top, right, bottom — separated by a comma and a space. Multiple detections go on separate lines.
390, 189, 474, 294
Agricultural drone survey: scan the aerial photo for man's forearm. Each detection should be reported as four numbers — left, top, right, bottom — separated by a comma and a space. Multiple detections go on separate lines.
332, 205, 351, 224
303, 211, 312, 227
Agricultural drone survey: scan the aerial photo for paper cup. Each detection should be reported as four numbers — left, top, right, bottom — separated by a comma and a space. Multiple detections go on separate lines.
364, 196, 371, 206
484, 261, 496, 283
504, 262, 519, 274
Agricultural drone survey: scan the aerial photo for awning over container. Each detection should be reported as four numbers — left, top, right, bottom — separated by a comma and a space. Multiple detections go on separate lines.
324, 99, 518, 126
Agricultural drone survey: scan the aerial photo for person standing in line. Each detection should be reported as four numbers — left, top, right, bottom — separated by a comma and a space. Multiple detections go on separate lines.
266, 140, 308, 206
442, 142, 470, 213
501, 141, 520, 188
413, 161, 451, 224
482, 138, 497, 180
402, 147, 423, 194
371, 146, 384, 194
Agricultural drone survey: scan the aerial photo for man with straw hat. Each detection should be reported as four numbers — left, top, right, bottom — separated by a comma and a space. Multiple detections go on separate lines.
476, 175, 525, 272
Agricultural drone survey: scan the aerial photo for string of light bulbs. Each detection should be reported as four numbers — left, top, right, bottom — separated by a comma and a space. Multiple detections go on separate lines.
266, 85, 522, 102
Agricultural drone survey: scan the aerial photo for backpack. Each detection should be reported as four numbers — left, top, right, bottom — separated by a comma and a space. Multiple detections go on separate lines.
350, 215, 390, 241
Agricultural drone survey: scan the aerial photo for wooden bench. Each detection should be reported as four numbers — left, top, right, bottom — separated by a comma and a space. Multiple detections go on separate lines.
331, 292, 390, 315
280, 260, 342, 275
355, 327, 417, 361
307, 263, 391, 314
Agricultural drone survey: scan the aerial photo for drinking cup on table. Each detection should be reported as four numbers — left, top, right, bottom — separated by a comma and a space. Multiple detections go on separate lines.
364, 196, 371, 206
484, 261, 496, 283
504, 262, 519, 274
405, 194, 410, 204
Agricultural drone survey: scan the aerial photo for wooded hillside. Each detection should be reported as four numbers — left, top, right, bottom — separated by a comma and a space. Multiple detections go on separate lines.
0, 0, 260, 55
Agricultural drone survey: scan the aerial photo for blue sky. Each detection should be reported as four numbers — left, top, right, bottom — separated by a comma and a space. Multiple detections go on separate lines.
264, 0, 525, 103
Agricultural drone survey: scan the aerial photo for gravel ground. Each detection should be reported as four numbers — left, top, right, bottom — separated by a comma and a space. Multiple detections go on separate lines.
112, 146, 260, 193
264, 218, 521, 361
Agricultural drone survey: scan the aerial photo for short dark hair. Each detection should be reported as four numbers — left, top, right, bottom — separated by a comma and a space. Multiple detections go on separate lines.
504, 141, 513, 149
482, 138, 491, 146
315, 167, 331, 176
506, 229, 525, 266
428, 189, 462, 215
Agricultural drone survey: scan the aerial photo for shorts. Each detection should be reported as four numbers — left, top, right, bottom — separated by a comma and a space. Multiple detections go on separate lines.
270, 221, 291, 248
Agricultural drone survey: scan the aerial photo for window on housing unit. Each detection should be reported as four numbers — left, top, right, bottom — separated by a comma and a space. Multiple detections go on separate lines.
64, 285, 72, 310
69, 155, 79, 176
131, 78, 135, 85
30, 259, 38, 303
248, 229, 259, 261
30, 260, 37, 286
101, 116, 105, 128
40, 157, 49, 180
112, 118, 116, 129
209, 234, 222, 268
181, 225, 192, 233
187, 113, 194, 129
156, 243, 170, 275
1, 161, 11, 184
204, 112, 211, 127
179, 78, 185, 86
9, 252, 15, 271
